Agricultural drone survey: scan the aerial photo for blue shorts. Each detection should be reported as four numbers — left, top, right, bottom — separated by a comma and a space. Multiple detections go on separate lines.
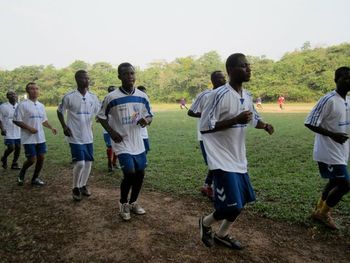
70, 143, 94, 162
143, 139, 150, 154
212, 170, 256, 211
4, 138, 21, 146
103, 133, 112, 148
24, 143, 47, 158
118, 152, 147, 173
199, 140, 208, 165
318, 162, 350, 180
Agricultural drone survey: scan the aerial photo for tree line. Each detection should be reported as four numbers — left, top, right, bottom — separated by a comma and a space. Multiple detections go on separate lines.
0, 43, 349, 105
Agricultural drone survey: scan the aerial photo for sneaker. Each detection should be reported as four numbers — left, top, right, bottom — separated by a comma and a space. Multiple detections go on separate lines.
80, 186, 91, 197
130, 202, 146, 215
214, 233, 243, 250
311, 210, 338, 230
72, 187, 82, 201
119, 202, 131, 221
31, 178, 45, 186
17, 177, 24, 186
11, 163, 21, 170
1, 156, 7, 169
108, 166, 113, 172
199, 216, 214, 247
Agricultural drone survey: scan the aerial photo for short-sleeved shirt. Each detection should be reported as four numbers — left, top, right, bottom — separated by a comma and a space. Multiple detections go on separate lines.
97, 87, 153, 155
190, 89, 212, 141
200, 83, 261, 173
305, 90, 350, 165
58, 90, 100, 144
13, 100, 48, 144
0, 102, 20, 139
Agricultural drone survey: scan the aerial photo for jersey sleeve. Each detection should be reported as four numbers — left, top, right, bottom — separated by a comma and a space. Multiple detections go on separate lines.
305, 97, 332, 126
13, 103, 23, 122
97, 96, 109, 120
0, 105, 4, 123
57, 95, 69, 114
142, 94, 153, 118
42, 105, 48, 123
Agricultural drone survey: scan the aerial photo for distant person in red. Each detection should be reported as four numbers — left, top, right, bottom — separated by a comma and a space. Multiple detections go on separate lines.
180, 97, 188, 110
278, 95, 285, 110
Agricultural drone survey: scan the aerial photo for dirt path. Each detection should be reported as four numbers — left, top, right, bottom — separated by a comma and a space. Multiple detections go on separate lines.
1, 168, 349, 263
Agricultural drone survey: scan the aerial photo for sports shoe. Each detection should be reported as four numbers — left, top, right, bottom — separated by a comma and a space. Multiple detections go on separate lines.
214, 233, 243, 250
200, 185, 214, 199
1, 156, 7, 169
119, 202, 131, 221
17, 177, 24, 186
311, 210, 338, 230
199, 216, 214, 247
72, 187, 82, 201
130, 202, 146, 215
80, 186, 91, 197
11, 163, 21, 170
31, 178, 45, 186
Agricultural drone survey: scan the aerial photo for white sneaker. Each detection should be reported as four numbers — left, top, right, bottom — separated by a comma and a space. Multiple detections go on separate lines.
119, 202, 131, 221
130, 202, 146, 215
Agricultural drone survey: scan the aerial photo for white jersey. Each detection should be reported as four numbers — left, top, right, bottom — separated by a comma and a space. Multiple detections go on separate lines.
0, 102, 21, 139
13, 99, 48, 144
305, 90, 350, 165
200, 83, 261, 173
97, 87, 153, 155
140, 127, 149, 139
189, 89, 212, 141
58, 90, 100, 144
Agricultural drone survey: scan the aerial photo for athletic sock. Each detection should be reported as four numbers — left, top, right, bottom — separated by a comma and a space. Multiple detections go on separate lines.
216, 220, 233, 237
320, 202, 332, 215
316, 197, 325, 211
73, 161, 85, 188
203, 213, 216, 227
80, 161, 92, 187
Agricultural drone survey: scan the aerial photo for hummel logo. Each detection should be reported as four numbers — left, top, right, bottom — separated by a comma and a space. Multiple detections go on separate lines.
218, 194, 226, 202
216, 187, 224, 195
328, 165, 334, 172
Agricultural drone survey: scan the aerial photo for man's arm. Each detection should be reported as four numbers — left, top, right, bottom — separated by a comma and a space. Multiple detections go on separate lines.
97, 117, 124, 143
43, 120, 57, 135
57, 110, 72, 136
13, 120, 37, 134
187, 109, 201, 118
0, 120, 5, 136
305, 123, 348, 144
255, 120, 274, 135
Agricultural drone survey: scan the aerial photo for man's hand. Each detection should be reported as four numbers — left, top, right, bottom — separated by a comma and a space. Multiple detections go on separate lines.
0, 129, 6, 136
110, 130, 124, 143
52, 128, 58, 135
331, 132, 349, 144
264, 123, 274, 135
28, 127, 38, 134
63, 126, 72, 137
137, 118, 148, 128
235, 111, 252, 124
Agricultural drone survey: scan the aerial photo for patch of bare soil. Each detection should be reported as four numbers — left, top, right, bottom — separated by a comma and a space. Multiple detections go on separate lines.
1, 168, 349, 263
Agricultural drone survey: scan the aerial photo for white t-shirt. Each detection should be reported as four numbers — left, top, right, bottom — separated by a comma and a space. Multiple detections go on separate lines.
189, 89, 212, 141
97, 87, 153, 155
13, 100, 48, 144
140, 127, 148, 139
0, 102, 21, 139
200, 83, 261, 173
58, 90, 100, 144
305, 90, 350, 165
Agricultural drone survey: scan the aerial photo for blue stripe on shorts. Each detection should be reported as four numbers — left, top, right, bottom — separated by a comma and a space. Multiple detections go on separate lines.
213, 170, 256, 211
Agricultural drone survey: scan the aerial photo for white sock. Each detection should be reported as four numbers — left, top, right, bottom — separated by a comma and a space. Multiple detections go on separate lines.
217, 220, 233, 237
203, 212, 216, 227
80, 161, 92, 187
73, 160, 85, 188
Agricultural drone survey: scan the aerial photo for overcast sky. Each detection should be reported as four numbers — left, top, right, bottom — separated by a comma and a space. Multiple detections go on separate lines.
0, 0, 349, 69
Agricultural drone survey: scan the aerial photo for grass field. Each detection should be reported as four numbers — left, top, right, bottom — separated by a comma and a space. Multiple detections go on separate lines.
1, 103, 349, 231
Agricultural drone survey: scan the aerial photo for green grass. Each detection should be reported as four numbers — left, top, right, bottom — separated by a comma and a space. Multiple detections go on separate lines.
1, 107, 349, 230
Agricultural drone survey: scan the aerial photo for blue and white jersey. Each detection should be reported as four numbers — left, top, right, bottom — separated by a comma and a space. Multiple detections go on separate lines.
190, 89, 212, 141
0, 102, 20, 140
97, 87, 153, 155
305, 90, 350, 165
58, 90, 100, 144
13, 99, 47, 144
199, 83, 261, 173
